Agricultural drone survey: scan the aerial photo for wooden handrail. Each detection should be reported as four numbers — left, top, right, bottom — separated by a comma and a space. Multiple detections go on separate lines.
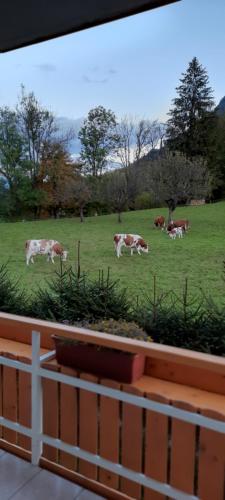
0, 312, 224, 375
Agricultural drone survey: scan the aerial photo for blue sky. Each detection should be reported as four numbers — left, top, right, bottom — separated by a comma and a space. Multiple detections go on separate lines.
0, 0, 224, 122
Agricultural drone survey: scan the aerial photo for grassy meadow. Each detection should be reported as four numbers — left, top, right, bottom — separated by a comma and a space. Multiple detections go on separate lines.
0, 202, 225, 305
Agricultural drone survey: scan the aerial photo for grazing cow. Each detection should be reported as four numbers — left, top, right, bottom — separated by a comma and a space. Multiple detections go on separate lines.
114, 234, 149, 258
25, 239, 68, 265
173, 219, 190, 231
167, 219, 190, 232
167, 222, 175, 232
154, 215, 165, 229
168, 227, 183, 239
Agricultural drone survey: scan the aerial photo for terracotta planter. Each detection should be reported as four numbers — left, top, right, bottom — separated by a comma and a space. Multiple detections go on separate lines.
52, 335, 145, 384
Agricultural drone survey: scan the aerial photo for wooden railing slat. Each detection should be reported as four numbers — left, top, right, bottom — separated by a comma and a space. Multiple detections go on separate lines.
170, 401, 196, 494
2, 354, 17, 445
99, 378, 120, 490
42, 364, 60, 462
121, 385, 143, 499
144, 393, 169, 500
59, 365, 78, 471
17, 356, 31, 450
198, 409, 225, 500
78, 373, 98, 480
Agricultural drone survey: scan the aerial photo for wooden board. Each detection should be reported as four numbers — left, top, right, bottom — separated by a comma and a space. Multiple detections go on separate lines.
144, 393, 169, 500
198, 409, 225, 500
59, 365, 78, 471
99, 379, 120, 490
121, 385, 143, 499
78, 373, 98, 480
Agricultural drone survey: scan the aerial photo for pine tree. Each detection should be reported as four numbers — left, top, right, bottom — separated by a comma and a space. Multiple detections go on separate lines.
167, 57, 214, 157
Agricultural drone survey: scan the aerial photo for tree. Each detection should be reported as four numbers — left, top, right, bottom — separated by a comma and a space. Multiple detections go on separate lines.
150, 151, 209, 223
68, 176, 92, 222
103, 170, 127, 223
78, 106, 118, 177
135, 119, 166, 161
39, 142, 75, 218
167, 57, 214, 158
17, 86, 57, 186
207, 114, 225, 199
116, 116, 135, 168
0, 107, 25, 193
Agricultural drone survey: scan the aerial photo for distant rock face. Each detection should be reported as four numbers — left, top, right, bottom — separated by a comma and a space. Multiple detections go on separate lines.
215, 96, 225, 116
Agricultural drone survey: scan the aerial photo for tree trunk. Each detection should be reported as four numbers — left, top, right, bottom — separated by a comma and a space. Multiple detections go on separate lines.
80, 206, 84, 223
168, 207, 174, 225
118, 211, 122, 223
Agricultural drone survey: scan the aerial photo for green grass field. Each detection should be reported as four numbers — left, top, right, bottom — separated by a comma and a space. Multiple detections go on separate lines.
0, 202, 225, 304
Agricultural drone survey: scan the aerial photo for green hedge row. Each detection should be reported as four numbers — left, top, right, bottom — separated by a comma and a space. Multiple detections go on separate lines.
0, 264, 224, 357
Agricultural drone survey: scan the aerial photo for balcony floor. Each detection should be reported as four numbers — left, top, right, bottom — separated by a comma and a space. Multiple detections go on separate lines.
0, 450, 105, 500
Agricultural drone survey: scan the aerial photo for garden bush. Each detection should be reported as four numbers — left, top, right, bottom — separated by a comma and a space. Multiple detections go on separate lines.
29, 266, 130, 323
0, 264, 28, 315
0, 263, 224, 356
88, 318, 151, 342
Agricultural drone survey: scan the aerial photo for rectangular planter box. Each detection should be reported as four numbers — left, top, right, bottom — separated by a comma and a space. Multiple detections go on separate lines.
52, 335, 145, 384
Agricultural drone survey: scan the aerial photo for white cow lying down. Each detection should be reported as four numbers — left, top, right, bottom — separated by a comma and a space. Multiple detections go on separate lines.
25, 239, 68, 265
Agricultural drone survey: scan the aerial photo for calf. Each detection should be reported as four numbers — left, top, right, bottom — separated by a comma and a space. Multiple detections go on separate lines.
168, 227, 183, 239
114, 234, 149, 258
25, 239, 68, 265
154, 215, 165, 229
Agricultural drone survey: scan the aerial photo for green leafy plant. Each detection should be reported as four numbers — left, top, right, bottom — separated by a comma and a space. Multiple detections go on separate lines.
88, 318, 151, 342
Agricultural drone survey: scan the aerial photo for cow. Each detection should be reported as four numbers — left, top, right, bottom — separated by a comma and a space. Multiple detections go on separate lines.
114, 234, 149, 258
168, 227, 183, 239
167, 219, 190, 232
173, 219, 190, 231
154, 215, 165, 229
25, 239, 68, 266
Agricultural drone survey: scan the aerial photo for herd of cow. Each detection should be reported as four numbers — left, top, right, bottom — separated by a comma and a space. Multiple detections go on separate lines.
25, 215, 190, 265
113, 216, 190, 258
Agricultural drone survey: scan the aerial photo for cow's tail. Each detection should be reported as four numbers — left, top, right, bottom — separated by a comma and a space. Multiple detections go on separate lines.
25, 240, 30, 250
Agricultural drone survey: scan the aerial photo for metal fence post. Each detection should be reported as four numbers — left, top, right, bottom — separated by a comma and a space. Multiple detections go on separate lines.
31, 330, 43, 465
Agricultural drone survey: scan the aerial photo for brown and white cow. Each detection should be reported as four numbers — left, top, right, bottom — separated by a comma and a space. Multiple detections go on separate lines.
154, 215, 165, 229
167, 219, 190, 232
173, 219, 190, 231
25, 239, 68, 265
114, 234, 149, 258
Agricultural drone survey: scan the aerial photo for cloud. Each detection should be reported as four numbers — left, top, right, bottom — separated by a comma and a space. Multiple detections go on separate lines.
108, 68, 117, 75
83, 75, 108, 84
35, 63, 56, 72
82, 67, 117, 84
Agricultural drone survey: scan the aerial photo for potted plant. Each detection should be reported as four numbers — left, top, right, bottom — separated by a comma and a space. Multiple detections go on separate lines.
52, 319, 152, 383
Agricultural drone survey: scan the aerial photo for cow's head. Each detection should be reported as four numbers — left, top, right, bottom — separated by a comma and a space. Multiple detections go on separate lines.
138, 239, 149, 253
62, 250, 68, 261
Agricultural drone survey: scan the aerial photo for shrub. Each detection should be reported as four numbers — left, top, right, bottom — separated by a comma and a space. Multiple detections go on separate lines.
88, 318, 151, 342
134, 192, 152, 210
133, 278, 225, 356
30, 266, 130, 323
0, 264, 28, 315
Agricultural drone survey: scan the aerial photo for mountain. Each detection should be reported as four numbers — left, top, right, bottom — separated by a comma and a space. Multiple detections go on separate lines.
55, 116, 83, 156
215, 96, 225, 116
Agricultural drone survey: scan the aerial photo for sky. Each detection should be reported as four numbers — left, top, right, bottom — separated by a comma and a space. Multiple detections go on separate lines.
0, 0, 225, 123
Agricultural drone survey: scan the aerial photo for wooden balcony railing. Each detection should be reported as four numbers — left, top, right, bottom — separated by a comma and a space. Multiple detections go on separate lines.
0, 312, 224, 500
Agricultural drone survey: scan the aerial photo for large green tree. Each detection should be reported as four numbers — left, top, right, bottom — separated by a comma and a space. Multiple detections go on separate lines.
78, 106, 118, 176
17, 86, 57, 186
207, 114, 225, 198
0, 107, 25, 192
167, 57, 214, 157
